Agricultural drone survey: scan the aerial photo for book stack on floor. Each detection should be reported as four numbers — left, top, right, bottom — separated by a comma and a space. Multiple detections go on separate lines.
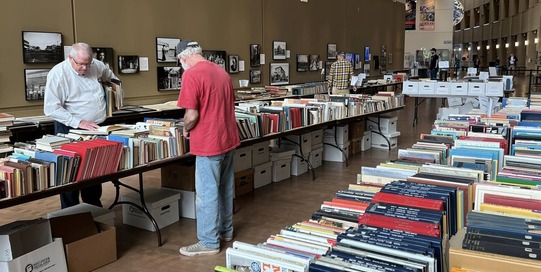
0, 113, 14, 158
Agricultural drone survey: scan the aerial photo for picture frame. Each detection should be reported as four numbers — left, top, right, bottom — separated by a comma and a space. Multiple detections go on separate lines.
157, 67, 182, 91
24, 68, 50, 101
250, 69, 262, 84
92, 47, 114, 70
272, 41, 286, 60
118, 55, 140, 74
364, 46, 371, 61
270, 63, 289, 85
354, 54, 361, 69
22, 31, 63, 63
156, 37, 180, 63
228, 54, 239, 74
345, 53, 355, 67
327, 43, 337, 60
250, 44, 261, 67
203, 50, 227, 70
296, 54, 309, 72
309, 55, 320, 71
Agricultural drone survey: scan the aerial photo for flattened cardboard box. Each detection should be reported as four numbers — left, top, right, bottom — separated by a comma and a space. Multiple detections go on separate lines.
49, 213, 117, 272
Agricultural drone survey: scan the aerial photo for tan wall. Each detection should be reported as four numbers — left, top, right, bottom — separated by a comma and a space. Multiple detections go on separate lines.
0, 0, 404, 117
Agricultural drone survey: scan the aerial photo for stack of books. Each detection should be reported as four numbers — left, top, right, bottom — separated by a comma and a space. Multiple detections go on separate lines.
0, 113, 14, 157
35, 135, 71, 152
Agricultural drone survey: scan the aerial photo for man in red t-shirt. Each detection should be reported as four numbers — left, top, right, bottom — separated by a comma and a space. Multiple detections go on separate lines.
176, 40, 240, 256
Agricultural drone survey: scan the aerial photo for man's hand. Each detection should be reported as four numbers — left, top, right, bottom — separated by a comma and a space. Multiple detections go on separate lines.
183, 128, 190, 139
78, 120, 100, 131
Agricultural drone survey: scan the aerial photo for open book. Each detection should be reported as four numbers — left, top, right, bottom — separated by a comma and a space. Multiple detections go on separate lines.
69, 124, 135, 135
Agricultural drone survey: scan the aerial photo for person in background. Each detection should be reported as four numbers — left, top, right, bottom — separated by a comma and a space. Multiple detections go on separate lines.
44, 42, 118, 209
473, 54, 480, 69
508, 53, 518, 74
176, 40, 240, 256
327, 51, 354, 95
429, 48, 439, 80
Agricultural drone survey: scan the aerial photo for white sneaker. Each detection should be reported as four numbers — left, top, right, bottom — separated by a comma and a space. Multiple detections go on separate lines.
179, 242, 219, 256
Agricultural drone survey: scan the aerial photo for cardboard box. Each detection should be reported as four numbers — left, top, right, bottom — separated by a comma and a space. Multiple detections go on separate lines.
435, 82, 451, 95
235, 168, 254, 197
47, 203, 115, 226
269, 147, 295, 162
402, 81, 419, 95
468, 82, 485, 96
367, 116, 397, 135
234, 146, 252, 172
418, 82, 435, 95
253, 162, 272, 189
371, 131, 400, 149
451, 82, 468, 95
350, 137, 362, 155
162, 189, 196, 219
0, 238, 67, 272
348, 120, 365, 140
361, 131, 372, 151
160, 160, 196, 191
122, 188, 181, 232
251, 141, 270, 166
309, 147, 323, 168
290, 156, 308, 176
272, 159, 291, 182
0, 218, 52, 262
284, 133, 312, 155
323, 124, 348, 145
311, 129, 323, 146
323, 143, 349, 162
49, 213, 116, 272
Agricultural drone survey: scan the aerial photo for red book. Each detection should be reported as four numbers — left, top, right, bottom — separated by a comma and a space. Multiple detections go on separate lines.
59, 142, 95, 182
371, 191, 444, 211
484, 193, 541, 211
358, 213, 441, 238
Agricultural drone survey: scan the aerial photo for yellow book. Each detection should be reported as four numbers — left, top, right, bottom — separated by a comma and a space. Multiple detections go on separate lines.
479, 203, 541, 220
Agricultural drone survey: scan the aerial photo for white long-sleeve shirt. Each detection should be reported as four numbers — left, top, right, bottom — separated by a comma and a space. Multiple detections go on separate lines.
44, 59, 117, 128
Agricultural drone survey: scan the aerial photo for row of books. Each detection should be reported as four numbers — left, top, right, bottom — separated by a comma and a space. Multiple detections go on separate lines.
0, 113, 14, 157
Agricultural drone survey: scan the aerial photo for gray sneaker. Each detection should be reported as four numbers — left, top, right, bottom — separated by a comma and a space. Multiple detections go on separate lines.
220, 235, 233, 242
179, 242, 220, 256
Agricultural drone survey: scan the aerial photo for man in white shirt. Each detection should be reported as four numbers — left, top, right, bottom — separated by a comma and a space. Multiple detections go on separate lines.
44, 42, 118, 208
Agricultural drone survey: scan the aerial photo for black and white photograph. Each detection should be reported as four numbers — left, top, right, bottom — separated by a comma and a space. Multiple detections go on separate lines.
229, 55, 239, 74
327, 43, 337, 60
273, 41, 286, 60
309, 54, 320, 71
24, 69, 50, 101
250, 44, 261, 67
157, 67, 182, 91
270, 63, 289, 85
355, 54, 361, 69
346, 53, 355, 67
118, 55, 139, 74
92, 47, 114, 70
203, 50, 227, 70
156, 37, 180, 63
250, 69, 261, 84
22, 31, 63, 63
296, 54, 309, 72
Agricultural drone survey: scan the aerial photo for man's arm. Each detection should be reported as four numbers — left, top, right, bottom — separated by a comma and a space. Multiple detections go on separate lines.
182, 108, 199, 138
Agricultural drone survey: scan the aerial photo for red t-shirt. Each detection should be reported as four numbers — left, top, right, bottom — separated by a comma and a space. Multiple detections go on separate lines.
177, 61, 240, 156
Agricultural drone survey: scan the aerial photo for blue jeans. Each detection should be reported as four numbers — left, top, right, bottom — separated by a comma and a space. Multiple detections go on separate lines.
195, 150, 234, 249
430, 69, 438, 80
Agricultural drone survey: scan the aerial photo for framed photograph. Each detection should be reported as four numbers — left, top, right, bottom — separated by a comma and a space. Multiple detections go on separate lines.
354, 54, 361, 69
270, 63, 289, 85
325, 61, 333, 81
250, 69, 262, 84
345, 53, 355, 66
296, 54, 309, 72
203, 50, 227, 70
327, 43, 337, 60
22, 31, 63, 63
250, 44, 261, 67
364, 46, 371, 61
118, 55, 139, 74
24, 69, 50, 101
228, 54, 239, 74
157, 67, 182, 91
309, 55, 320, 71
272, 41, 286, 60
156, 37, 180, 63
92, 47, 114, 70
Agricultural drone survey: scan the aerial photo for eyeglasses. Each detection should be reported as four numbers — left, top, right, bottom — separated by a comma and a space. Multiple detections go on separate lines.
71, 57, 93, 68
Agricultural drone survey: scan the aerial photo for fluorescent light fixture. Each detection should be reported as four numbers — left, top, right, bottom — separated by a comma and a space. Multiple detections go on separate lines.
525, 40, 529, 45
535, 38, 539, 44
477, 46, 481, 50
468, 46, 472, 51
505, 43, 509, 48
496, 44, 500, 49
515, 41, 519, 47
486, 45, 490, 49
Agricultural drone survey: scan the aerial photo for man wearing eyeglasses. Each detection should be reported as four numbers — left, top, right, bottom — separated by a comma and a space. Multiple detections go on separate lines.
44, 42, 118, 209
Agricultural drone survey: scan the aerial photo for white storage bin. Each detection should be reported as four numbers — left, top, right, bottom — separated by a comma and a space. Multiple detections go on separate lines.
122, 188, 180, 231
311, 129, 323, 146
323, 142, 349, 162
371, 131, 400, 149
234, 146, 252, 172
361, 131, 372, 151
468, 82, 485, 96
163, 188, 196, 219
285, 133, 312, 154
323, 124, 349, 145
254, 162, 272, 189
485, 81, 504, 96
309, 147, 323, 168
402, 81, 419, 95
435, 82, 451, 95
451, 82, 468, 95
272, 159, 291, 182
418, 82, 435, 95
251, 141, 270, 166
291, 156, 308, 176
367, 116, 397, 135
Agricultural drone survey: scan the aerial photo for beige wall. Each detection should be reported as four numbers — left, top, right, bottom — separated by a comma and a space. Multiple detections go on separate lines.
0, 0, 404, 117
